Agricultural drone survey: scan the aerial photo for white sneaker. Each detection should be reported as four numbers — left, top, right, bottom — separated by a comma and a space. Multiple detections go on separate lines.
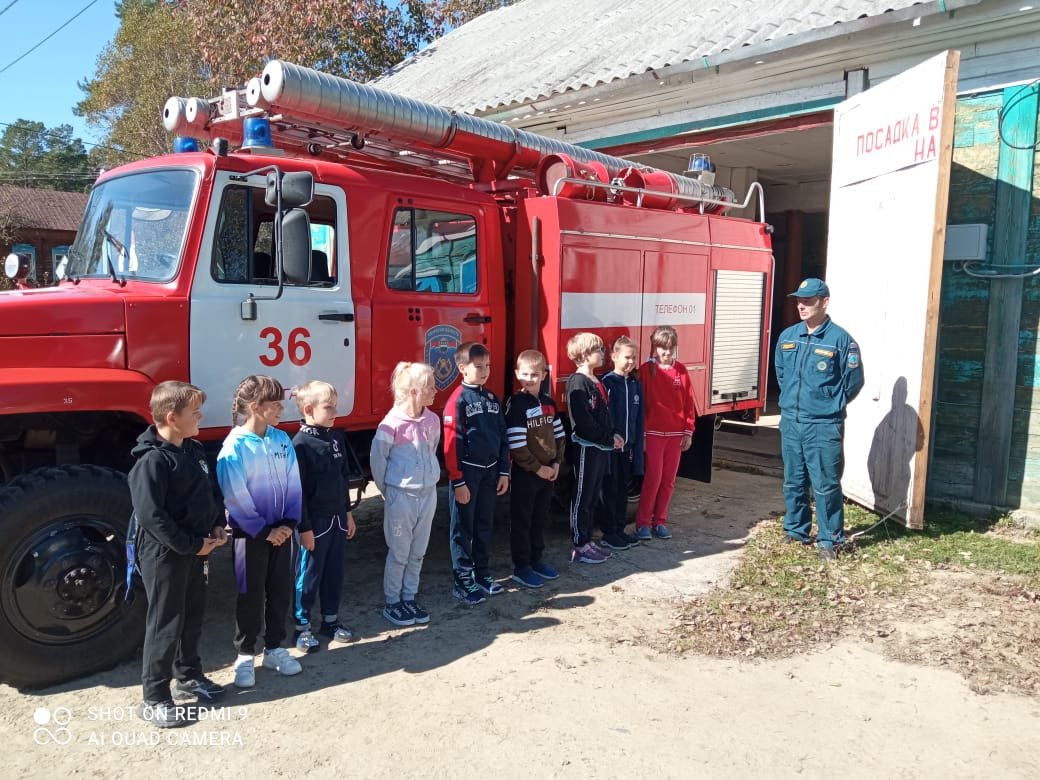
233, 655, 255, 688
262, 647, 302, 676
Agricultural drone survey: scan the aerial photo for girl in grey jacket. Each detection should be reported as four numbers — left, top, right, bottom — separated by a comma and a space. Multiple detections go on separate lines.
370, 362, 441, 627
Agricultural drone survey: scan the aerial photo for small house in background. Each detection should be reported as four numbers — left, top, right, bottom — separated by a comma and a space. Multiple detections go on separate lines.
0, 185, 88, 284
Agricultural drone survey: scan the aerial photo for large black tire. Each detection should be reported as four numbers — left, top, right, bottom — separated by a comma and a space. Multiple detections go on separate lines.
0, 465, 145, 689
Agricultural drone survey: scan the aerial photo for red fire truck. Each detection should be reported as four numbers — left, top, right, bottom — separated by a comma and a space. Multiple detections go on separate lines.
0, 60, 773, 687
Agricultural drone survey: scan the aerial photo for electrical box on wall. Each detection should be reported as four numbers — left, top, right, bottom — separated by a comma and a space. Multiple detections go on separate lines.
944, 224, 988, 261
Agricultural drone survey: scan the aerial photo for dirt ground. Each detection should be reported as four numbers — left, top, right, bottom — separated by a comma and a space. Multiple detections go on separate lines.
2, 467, 1038, 779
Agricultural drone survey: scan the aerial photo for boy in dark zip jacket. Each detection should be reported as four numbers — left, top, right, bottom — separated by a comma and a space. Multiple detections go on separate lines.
566, 332, 624, 564
443, 341, 510, 603
291, 380, 358, 652
601, 336, 645, 549
128, 381, 227, 728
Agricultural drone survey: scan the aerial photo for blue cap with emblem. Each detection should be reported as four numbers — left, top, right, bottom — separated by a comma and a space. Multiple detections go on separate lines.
789, 278, 830, 298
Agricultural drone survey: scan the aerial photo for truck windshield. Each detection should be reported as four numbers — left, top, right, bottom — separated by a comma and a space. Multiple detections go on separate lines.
66, 169, 197, 283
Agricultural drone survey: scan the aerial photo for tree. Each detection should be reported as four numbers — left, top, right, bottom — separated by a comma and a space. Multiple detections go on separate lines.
175, 0, 505, 86
77, 0, 505, 160
0, 120, 93, 192
75, 0, 209, 167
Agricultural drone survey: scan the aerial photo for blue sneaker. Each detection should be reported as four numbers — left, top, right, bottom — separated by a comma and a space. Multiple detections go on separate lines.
653, 524, 673, 539
511, 566, 544, 588
294, 627, 320, 654
383, 602, 415, 627
474, 574, 504, 596
402, 600, 430, 624
452, 582, 487, 605
531, 560, 559, 580
636, 526, 653, 541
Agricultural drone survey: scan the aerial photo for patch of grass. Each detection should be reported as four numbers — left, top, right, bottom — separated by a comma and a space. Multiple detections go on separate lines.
668, 506, 1040, 694
847, 505, 1040, 583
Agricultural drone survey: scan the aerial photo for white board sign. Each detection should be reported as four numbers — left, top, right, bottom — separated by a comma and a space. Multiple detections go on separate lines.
825, 50, 959, 528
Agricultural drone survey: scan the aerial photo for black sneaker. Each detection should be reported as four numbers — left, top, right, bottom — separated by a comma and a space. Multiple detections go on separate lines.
172, 675, 225, 701
600, 533, 632, 550
818, 546, 838, 561
621, 530, 641, 545
139, 699, 191, 728
318, 621, 353, 642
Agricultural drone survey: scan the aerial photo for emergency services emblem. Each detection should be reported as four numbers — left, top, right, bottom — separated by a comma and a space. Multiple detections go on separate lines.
425, 324, 462, 390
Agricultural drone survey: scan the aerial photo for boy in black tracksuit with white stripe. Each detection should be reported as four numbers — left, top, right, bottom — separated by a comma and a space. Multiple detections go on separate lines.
566, 332, 623, 564
444, 342, 510, 603
128, 381, 227, 728
600, 336, 645, 549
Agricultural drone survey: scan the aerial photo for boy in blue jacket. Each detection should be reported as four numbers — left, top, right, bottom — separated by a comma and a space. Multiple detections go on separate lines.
601, 336, 644, 549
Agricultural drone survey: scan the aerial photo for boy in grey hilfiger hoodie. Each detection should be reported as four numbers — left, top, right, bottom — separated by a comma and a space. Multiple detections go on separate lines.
370, 362, 441, 627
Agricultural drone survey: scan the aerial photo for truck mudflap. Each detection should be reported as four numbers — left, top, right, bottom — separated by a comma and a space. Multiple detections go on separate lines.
676, 414, 716, 484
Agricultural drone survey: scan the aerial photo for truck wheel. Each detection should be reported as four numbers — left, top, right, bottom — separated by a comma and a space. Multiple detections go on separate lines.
0, 465, 145, 689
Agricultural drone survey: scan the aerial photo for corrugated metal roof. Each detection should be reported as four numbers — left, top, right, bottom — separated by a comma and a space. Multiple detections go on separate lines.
0, 186, 87, 232
373, 0, 930, 113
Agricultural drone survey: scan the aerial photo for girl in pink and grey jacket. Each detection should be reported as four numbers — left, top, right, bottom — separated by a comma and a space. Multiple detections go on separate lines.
370, 362, 441, 627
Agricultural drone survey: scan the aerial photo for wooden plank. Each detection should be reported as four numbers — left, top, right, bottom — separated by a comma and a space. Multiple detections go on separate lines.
907, 51, 960, 529
973, 82, 1039, 505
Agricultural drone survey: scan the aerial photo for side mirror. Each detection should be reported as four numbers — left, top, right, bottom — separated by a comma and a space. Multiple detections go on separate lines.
265, 171, 314, 208
280, 208, 312, 285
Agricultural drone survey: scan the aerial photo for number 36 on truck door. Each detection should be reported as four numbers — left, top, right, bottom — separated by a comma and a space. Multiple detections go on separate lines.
189, 174, 356, 428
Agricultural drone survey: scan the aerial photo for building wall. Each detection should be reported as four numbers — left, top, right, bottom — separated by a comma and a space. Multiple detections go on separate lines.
930, 90, 1040, 509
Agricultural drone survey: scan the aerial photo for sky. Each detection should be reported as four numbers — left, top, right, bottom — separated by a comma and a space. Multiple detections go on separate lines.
0, 0, 121, 147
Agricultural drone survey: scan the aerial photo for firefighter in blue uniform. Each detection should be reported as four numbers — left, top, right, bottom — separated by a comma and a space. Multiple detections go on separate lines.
774, 278, 864, 561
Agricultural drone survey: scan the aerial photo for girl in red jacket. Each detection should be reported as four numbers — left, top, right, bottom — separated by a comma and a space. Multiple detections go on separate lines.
635, 326, 696, 540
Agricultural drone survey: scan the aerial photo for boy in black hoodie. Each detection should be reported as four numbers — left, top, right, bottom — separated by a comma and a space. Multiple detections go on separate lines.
128, 381, 227, 728
565, 332, 623, 564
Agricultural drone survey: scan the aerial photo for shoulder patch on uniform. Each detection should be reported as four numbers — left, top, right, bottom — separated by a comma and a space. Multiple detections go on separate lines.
780, 342, 796, 350
849, 342, 860, 352
848, 354, 860, 367
813, 348, 834, 358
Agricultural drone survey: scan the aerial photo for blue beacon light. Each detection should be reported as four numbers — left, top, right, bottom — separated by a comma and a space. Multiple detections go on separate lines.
242, 117, 274, 149
687, 153, 716, 174
173, 137, 200, 153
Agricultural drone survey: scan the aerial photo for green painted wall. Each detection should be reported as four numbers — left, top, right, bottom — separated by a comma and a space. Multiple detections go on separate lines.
930, 89, 1040, 507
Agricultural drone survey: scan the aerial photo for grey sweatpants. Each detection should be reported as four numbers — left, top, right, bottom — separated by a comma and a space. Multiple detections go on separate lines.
383, 485, 437, 603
